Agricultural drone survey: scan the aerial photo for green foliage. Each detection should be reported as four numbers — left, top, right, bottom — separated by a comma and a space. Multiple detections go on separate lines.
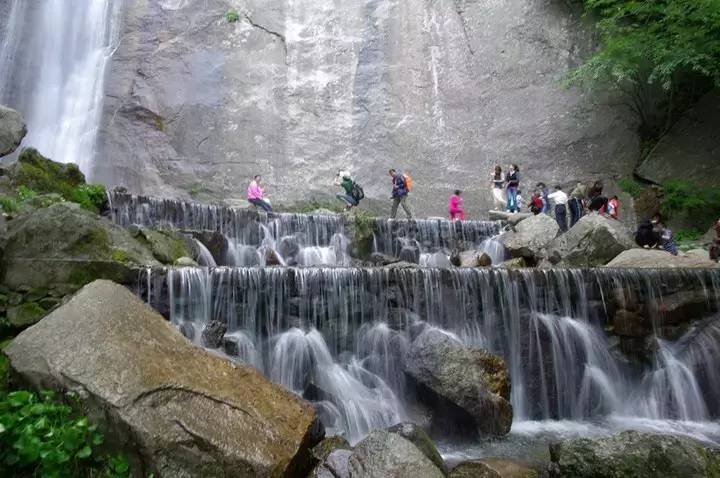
660, 180, 720, 220
0, 390, 131, 477
0, 196, 19, 213
351, 211, 377, 258
225, 9, 240, 23
569, 0, 720, 91
568, 0, 720, 137
110, 249, 131, 263
618, 177, 645, 199
674, 229, 703, 243
69, 184, 107, 214
17, 186, 38, 202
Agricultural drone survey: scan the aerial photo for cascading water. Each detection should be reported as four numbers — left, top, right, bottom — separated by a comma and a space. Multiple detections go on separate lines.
139, 265, 720, 450
108, 191, 503, 267
0, 0, 122, 173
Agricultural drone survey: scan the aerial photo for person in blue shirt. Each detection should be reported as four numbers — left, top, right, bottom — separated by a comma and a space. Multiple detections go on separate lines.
389, 169, 412, 219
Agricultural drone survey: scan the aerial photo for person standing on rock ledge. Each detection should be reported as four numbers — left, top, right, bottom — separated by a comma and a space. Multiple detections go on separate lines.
548, 185, 569, 232
247, 175, 272, 213
505, 164, 520, 213
491, 166, 506, 210
389, 169, 413, 219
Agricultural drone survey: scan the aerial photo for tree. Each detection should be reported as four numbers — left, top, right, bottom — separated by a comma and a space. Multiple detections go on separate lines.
568, 0, 720, 139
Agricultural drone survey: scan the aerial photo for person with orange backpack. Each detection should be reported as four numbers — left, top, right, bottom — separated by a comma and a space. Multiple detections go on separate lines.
389, 169, 413, 219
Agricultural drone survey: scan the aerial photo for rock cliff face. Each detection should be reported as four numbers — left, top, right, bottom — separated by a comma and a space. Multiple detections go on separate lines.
96, 0, 638, 215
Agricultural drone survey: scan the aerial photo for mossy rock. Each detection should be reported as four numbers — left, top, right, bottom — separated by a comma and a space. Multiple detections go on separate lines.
137, 228, 193, 265
311, 436, 351, 463
7, 148, 85, 194
2, 202, 160, 290
7, 302, 47, 327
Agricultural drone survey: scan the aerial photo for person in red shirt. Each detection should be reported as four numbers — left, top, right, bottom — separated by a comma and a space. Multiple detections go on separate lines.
607, 195, 620, 219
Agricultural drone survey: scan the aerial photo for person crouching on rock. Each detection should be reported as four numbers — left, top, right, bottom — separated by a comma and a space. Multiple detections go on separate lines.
449, 190, 465, 220
335, 171, 359, 211
389, 169, 413, 219
247, 175, 272, 213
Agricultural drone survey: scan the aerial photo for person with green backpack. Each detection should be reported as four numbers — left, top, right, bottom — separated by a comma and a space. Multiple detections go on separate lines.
334, 170, 364, 211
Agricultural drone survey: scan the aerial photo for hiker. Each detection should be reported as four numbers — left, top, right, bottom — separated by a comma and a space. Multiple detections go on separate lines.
537, 182, 551, 214
529, 190, 544, 215
569, 182, 587, 227
448, 190, 465, 220
607, 195, 620, 220
548, 185, 569, 232
516, 190, 525, 212
710, 219, 720, 262
334, 171, 363, 211
635, 219, 659, 248
651, 214, 678, 255
247, 175, 272, 213
587, 180, 608, 213
505, 164, 520, 213
491, 166, 506, 210
389, 169, 412, 219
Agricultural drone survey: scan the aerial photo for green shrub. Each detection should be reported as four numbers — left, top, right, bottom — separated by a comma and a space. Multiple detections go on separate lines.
0, 390, 130, 477
674, 229, 703, 243
69, 184, 107, 213
0, 196, 19, 213
660, 180, 720, 220
618, 177, 645, 199
286, 199, 344, 214
17, 186, 38, 202
226, 9, 240, 23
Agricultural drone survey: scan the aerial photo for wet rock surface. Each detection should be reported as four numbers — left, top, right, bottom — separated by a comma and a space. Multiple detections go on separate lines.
547, 214, 635, 267
605, 249, 720, 268
502, 214, 559, 261
548, 430, 720, 478
387, 422, 446, 473
404, 327, 512, 437
449, 458, 538, 478
347, 431, 445, 478
0, 104, 26, 157
5, 280, 323, 477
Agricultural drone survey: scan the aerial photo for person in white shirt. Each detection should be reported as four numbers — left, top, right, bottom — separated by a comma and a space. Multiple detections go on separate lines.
547, 185, 569, 232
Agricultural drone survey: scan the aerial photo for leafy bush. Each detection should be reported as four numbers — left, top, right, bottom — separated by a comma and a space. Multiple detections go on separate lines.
618, 177, 645, 199
17, 186, 38, 202
226, 9, 240, 23
0, 390, 131, 477
674, 229, 703, 243
0, 196, 19, 213
660, 180, 720, 220
69, 184, 107, 213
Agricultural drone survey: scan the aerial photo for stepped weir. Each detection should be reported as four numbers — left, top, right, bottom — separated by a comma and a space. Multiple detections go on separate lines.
110, 192, 720, 454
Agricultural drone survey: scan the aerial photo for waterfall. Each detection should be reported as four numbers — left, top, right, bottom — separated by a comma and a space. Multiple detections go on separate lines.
0, 0, 122, 173
138, 266, 720, 444
107, 191, 502, 266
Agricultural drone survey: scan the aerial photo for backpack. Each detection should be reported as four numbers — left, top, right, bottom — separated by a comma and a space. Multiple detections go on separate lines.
403, 174, 414, 191
351, 182, 365, 201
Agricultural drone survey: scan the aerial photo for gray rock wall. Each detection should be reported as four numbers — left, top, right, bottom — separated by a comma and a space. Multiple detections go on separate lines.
96, 0, 639, 215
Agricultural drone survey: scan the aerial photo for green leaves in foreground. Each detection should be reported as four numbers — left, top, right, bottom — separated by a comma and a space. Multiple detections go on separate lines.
0, 389, 130, 477
569, 0, 720, 92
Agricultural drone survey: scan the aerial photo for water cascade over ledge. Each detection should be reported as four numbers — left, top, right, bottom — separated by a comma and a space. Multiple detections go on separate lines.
137, 266, 720, 447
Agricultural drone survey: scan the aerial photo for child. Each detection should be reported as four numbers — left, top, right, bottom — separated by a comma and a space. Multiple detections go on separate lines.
449, 190, 466, 220
515, 190, 524, 212
607, 195, 620, 220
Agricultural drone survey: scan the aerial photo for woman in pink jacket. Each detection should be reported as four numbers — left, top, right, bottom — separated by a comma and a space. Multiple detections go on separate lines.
448, 190, 465, 220
247, 175, 272, 213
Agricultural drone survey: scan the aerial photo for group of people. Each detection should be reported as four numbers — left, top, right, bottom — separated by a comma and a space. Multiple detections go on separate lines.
489, 166, 621, 232
634, 214, 679, 255
246, 167, 621, 229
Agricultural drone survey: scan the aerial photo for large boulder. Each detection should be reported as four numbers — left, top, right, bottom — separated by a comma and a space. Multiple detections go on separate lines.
347, 431, 445, 478
2, 202, 160, 289
404, 328, 512, 436
1, 147, 86, 196
0, 105, 26, 157
5, 280, 323, 477
549, 431, 720, 478
547, 214, 635, 267
387, 422, 446, 473
501, 214, 559, 261
135, 227, 193, 264
605, 249, 720, 268
449, 458, 538, 478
